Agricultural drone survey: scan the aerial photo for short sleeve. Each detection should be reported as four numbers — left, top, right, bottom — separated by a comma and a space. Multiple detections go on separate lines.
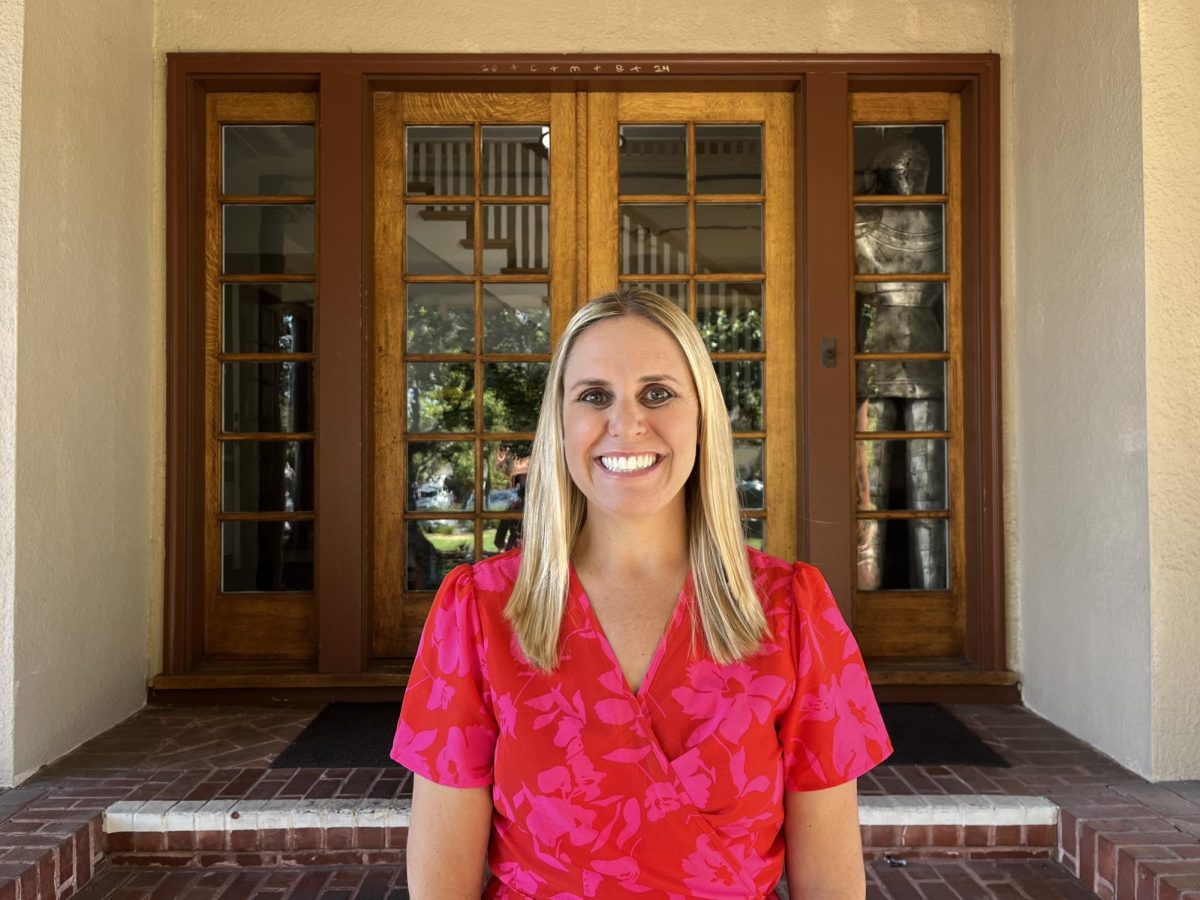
390, 564, 498, 787
779, 563, 892, 791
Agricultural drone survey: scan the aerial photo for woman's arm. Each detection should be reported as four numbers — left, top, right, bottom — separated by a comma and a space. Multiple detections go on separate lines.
783, 779, 866, 899
407, 774, 493, 899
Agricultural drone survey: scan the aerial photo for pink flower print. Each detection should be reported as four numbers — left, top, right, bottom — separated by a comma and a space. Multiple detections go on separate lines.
643, 781, 682, 822
537, 765, 573, 795
496, 693, 518, 738
682, 834, 742, 895
672, 661, 786, 747
490, 860, 545, 896
524, 791, 598, 848
590, 857, 650, 895
729, 747, 770, 795
825, 662, 888, 778
435, 725, 495, 785
566, 754, 605, 801
473, 555, 517, 594
390, 719, 436, 768
671, 750, 714, 808
431, 601, 472, 678
426, 677, 455, 711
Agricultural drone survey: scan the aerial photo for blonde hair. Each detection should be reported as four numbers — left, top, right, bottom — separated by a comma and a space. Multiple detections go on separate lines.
504, 288, 768, 670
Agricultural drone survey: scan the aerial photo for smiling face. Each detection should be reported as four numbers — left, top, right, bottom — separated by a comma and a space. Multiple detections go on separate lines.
560, 314, 700, 528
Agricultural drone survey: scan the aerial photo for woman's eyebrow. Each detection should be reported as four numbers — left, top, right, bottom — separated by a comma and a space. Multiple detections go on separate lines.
568, 374, 683, 391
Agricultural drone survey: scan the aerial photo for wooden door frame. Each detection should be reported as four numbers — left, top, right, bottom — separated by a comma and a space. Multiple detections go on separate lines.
163, 53, 1002, 685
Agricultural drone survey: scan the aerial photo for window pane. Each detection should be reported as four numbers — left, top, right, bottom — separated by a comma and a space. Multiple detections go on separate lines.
856, 362, 946, 432
481, 204, 549, 275
222, 440, 314, 513
856, 283, 945, 354
407, 441, 474, 512
856, 439, 948, 512
484, 363, 548, 433
854, 125, 945, 196
407, 126, 473, 196
855, 204, 945, 274
407, 204, 473, 275
857, 517, 949, 591
484, 441, 532, 509
714, 360, 763, 432
223, 283, 314, 354
696, 282, 763, 352
407, 520, 474, 591
733, 438, 764, 511
407, 362, 475, 433
482, 125, 549, 196
619, 125, 687, 195
621, 281, 687, 310
695, 125, 762, 194
620, 204, 688, 275
695, 203, 762, 273
483, 283, 550, 353
407, 283, 475, 354
222, 361, 313, 433
222, 125, 314, 195
221, 520, 313, 592
222, 204, 314, 275
742, 518, 765, 552
483, 517, 523, 556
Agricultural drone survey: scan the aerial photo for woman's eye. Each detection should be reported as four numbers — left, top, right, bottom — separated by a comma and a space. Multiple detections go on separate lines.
579, 389, 609, 405
643, 386, 673, 404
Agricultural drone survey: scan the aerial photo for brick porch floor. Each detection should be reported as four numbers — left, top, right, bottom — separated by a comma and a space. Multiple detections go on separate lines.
0, 703, 1196, 899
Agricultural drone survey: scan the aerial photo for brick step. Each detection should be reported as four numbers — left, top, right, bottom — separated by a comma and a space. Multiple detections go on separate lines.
99, 795, 1058, 869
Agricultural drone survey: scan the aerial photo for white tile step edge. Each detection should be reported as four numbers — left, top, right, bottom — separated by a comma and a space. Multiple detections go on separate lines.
103, 795, 1057, 835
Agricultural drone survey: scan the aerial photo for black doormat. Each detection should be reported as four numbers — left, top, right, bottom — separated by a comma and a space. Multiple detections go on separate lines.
878, 703, 1009, 767
270, 702, 1008, 769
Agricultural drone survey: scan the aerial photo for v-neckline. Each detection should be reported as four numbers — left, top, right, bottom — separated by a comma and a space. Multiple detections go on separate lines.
568, 563, 693, 700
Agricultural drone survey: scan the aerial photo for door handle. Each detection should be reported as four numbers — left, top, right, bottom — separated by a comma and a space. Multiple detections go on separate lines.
820, 337, 837, 368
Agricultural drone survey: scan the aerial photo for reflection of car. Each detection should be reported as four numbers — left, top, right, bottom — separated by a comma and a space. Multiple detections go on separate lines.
737, 478, 764, 509
486, 488, 520, 511
414, 482, 451, 510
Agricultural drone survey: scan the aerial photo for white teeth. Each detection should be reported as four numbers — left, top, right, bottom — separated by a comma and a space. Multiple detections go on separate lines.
599, 453, 658, 472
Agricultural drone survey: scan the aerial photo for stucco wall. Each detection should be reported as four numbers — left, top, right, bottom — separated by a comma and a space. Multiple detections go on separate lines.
1011, 0, 1153, 775
0, 0, 25, 788
148, 0, 1020, 675
11, 0, 154, 783
1140, 0, 1200, 781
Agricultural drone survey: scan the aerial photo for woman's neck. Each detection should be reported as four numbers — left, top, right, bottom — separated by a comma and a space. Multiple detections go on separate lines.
572, 502, 689, 579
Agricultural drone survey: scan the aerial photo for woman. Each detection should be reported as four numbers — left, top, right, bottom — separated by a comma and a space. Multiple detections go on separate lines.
392, 289, 892, 899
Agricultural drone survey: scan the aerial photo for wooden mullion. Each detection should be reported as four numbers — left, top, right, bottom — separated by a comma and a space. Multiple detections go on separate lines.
855, 273, 949, 283
220, 432, 317, 441
220, 194, 315, 204
852, 193, 948, 204
617, 193, 764, 204
857, 430, 951, 440
219, 511, 318, 522
857, 509, 952, 521
404, 194, 475, 203
217, 273, 315, 284
854, 351, 950, 362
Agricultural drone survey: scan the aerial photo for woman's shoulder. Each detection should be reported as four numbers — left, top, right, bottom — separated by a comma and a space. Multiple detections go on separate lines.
434, 550, 522, 620
745, 547, 829, 610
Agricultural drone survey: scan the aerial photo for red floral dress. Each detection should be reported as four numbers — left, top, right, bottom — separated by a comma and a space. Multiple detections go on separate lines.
392, 548, 892, 899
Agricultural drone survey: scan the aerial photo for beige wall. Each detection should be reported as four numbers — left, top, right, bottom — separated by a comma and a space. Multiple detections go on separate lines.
147, 0, 1020, 676
1140, 0, 1200, 781
1010, 0, 1153, 774
10, 0, 154, 783
0, 0, 25, 788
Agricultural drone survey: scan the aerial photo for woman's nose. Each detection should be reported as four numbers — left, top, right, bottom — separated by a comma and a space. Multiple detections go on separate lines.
608, 395, 646, 437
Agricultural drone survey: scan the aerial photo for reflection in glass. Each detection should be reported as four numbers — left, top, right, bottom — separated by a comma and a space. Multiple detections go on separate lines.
484, 441, 532, 510
696, 125, 763, 194
621, 281, 687, 309
407, 442, 475, 512
856, 361, 945, 432
619, 125, 687, 195
854, 125, 945, 196
406, 125, 473, 196
223, 283, 314, 354
222, 125, 315, 195
222, 361, 313, 433
742, 518, 765, 552
222, 440, 314, 513
222, 520, 314, 592
856, 439, 947, 511
620, 205, 688, 275
695, 204, 762, 273
483, 284, 550, 353
854, 204, 945, 274
714, 360, 763, 432
733, 439, 764, 510
407, 204, 474, 275
485, 363, 548, 432
482, 204, 549, 275
407, 363, 474, 433
223, 205, 315, 275
407, 520, 474, 591
482, 125, 549, 196
696, 283, 763, 352
856, 283, 945, 354
856, 517, 948, 591
407, 284, 475, 354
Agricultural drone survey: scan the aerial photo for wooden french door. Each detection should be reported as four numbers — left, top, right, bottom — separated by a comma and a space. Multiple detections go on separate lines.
371, 89, 797, 660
